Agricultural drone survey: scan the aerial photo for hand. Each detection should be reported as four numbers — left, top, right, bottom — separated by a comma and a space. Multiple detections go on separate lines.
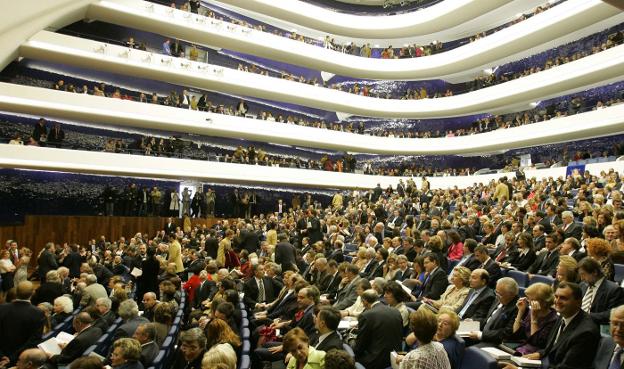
58, 342, 67, 350
396, 354, 405, 364
268, 345, 283, 354
523, 352, 540, 360
501, 365, 519, 369
0, 356, 9, 369
468, 331, 480, 340
516, 297, 528, 313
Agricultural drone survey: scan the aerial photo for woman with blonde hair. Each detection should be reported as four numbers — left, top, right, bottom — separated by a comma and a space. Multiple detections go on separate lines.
201, 342, 237, 369
423, 267, 470, 312
555, 255, 579, 286
510, 282, 557, 355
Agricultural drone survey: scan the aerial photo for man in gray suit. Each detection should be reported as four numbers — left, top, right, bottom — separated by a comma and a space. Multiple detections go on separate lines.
133, 323, 160, 366
333, 264, 362, 310
80, 274, 108, 307
113, 300, 149, 342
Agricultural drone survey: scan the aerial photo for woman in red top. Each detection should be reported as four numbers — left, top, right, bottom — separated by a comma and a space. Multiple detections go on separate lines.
447, 230, 464, 261
183, 269, 202, 306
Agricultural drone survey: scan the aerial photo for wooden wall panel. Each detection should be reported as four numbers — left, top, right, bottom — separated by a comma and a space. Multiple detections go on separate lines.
0, 216, 223, 258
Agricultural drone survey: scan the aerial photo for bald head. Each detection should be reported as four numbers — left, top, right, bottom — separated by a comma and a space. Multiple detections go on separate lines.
17, 348, 47, 369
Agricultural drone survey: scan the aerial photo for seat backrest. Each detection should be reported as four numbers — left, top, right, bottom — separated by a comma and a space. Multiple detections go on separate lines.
343, 343, 355, 357
151, 349, 166, 369
507, 270, 528, 287
242, 327, 250, 339
238, 354, 251, 369
614, 264, 624, 284
594, 334, 615, 369
529, 274, 554, 286
459, 347, 497, 369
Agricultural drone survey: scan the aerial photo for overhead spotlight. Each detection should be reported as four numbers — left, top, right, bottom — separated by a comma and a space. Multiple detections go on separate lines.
195, 16, 205, 24
161, 57, 172, 66
180, 62, 191, 69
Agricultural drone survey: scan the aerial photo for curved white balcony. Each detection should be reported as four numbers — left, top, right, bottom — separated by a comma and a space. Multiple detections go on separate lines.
1, 145, 623, 190
85, 0, 623, 80
2, 83, 624, 156
18, 31, 624, 119
208, 0, 542, 44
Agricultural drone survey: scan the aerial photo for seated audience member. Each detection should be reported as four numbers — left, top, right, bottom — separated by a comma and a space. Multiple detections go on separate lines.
506, 233, 536, 272
214, 302, 239, 334
204, 318, 241, 354
398, 307, 451, 369
283, 327, 325, 369
555, 255, 579, 286
51, 295, 73, 327
323, 349, 355, 369
243, 264, 277, 310
577, 256, 624, 324
416, 253, 449, 300
31, 270, 64, 306
313, 306, 343, 352
153, 302, 174, 346
340, 279, 370, 318
80, 274, 108, 307
110, 338, 144, 369
354, 290, 403, 369
132, 323, 159, 367
423, 266, 470, 312
11, 349, 47, 369
114, 300, 150, 342
466, 277, 519, 346
172, 328, 207, 369
383, 280, 412, 327
586, 237, 615, 281
48, 312, 103, 367
510, 282, 557, 355
0, 281, 46, 365
527, 233, 560, 277
94, 297, 116, 330
560, 237, 586, 262
504, 282, 600, 369
201, 342, 237, 369
451, 239, 480, 272
141, 292, 159, 321
456, 269, 496, 324
473, 245, 502, 287
402, 256, 426, 297
607, 305, 624, 369
333, 264, 363, 310
393, 255, 413, 282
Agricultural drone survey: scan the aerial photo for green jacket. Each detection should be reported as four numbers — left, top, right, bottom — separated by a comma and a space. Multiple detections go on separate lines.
286, 347, 326, 369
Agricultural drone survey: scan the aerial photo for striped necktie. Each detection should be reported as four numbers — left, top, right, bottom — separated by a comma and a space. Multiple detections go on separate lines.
581, 284, 596, 313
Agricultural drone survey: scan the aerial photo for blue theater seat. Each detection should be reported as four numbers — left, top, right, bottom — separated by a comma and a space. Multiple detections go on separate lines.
614, 264, 624, 284
238, 354, 251, 369
459, 347, 497, 369
507, 270, 529, 288
529, 274, 555, 286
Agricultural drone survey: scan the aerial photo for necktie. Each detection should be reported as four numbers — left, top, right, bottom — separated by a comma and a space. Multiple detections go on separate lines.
459, 290, 479, 319
554, 320, 566, 344
484, 303, 503, 330
418, 274, 431, 298
609, 347, 623, 369
258, 279, 265, 303
581, 284, 596, 313
496, 249, 507, 262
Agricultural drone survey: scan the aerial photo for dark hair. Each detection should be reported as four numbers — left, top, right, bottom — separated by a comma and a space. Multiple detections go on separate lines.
577, 257, 604, 277
377, 248, 389, 261
383, 281, 410, 303
216, 302, 235, 318
557, 281, 583, 300
464, 239, 477, 253
224, 289, 240, 305
424, 252, 439, 265
317, 306, 341, 331
478, 269, 490, 284
324, 349, 355, 369
448, 230, 461, 244
220, 278, 236, 291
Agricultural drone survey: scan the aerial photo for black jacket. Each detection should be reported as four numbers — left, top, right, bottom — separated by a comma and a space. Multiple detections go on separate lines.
50, 326, 103, 365
354, 303, 403, 369
539, 311, 600, 369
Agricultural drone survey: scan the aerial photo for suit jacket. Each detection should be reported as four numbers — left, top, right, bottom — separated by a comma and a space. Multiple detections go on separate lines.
481, 259, 502, 288
508, 249, 537, 272
533, 236, 546, 251
354, 303, 403, 369
322, 272, 341, 297
562, 222, 583, 241
315, 331, 343, 352
539, 311, 600, 369
360, 260, 379, 279
456, 287, 496, 325
80, 283, 108, 307
238, 230, 260, 254
31, 282, 64, 306
275, 241, 298, 272
393, 268, 413, 283
51, 326, 103, 365
528, 250, 559, 276
63, 251, 83, 278
243, 276, 277, 308
307, 217, 323, 244
267, 290, 297, 320
581, 279, 624, 324
419, 268, 449, 299
141, 341, 160, 366
334, 277, 362, 310
456, 254, 481, 271
480, 297, 519, 344
114, 316, 150, 342
290, 304, 317, 338
369, 261, 385, 279
0, 300, 46, 362
38, 250, 58, 280
196, 280, 217, 308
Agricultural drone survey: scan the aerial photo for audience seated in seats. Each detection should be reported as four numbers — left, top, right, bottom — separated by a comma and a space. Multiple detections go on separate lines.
132, 323, 159, 367
577, 256, 624, 324
509, 282, 558, 355
172, 328, 207, 369
48, 312, 103, 368
527, 233, 561, 277
312, 306, 343, 352
423, 266, 470, 313
466, 277, 519, 346
201, 342, 237, 369
152, 302, 174, 346
354, 289, 403, 369
243, 264, 277, 310
69, 356, 104, 369
333, 264, 363, 310
31, 270, 64, 306
555, 255, 580, 286
456, 269, 496, 325
473, 245, 502, 287
451, 239, 481, 272
283, 327, 325, 369
81, 274, 108, 307
506, 232, 537, 271
114, 300, 150, 342
110, 338, 144, 369
323, 349, 355, 369
397, 307, 451, 369
503, 282, 600, 369
51, 295, 73, 327
383, 280, 412, 327
140, 292, 158, 322
340, 279, 370, 319
204, 317, 241, 356
586, 237, 616, 281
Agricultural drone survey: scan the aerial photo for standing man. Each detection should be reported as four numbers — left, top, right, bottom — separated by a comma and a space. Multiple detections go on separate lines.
275, 233, 297, 272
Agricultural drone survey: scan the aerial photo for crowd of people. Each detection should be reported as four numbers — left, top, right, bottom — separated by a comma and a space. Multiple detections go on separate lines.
0, 165, 624, 369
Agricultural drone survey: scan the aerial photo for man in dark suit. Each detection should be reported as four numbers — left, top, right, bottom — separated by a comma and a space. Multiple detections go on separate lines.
416, 253, 449, 300
578, 257, 624, 325
560, 211, 583, 241
93, 297, 116, 332
474, 245, 502, 288
308, 258, 329, 291
114, 300, 149, 342
369, 248, 388, 279
48, 312, 103, 366
313, 306, 343, 352
515, 282, 600, 369
468, 277, 519, 346
393, 255, 413, 283
532, 224, 546, 251
62, 244, 83, 279
238, 224, 260, 254
453, 239, 481, 272
355, 290, 403, 369
164, 217, 176, 235
243, 264, 277, 310
321, 260, 341, 298
457, 269, 496, 325
560, 237, 586, 262
195, 275, 217, 309
305, 210, 323, 244
359, 248, 379, 279
0, 281, 46, 364
528, 233, 560, 277
607, 305, 624, 369
37, 242, 58, 281
133, 323, 160, 367
275, 233, 298, 272
334, 264, 363, 310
